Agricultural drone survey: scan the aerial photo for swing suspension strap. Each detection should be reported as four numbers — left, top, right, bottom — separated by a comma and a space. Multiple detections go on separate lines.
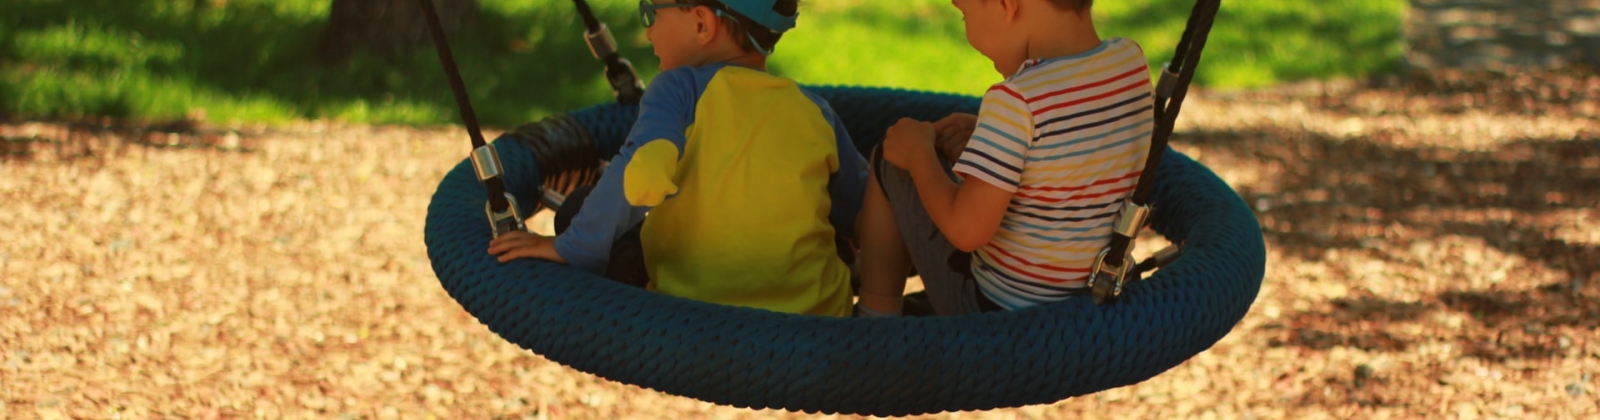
1089, 0, 1221, 304
573, 0, 647, 104
417, 0, 525, 237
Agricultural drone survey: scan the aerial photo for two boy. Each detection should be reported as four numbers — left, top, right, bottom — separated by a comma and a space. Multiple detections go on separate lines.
494, 0, 1154, 318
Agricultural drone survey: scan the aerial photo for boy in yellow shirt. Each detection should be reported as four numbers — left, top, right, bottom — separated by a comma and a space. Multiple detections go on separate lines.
490, 0, 868, 317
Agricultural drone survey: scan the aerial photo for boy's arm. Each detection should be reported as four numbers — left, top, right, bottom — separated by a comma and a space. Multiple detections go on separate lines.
554, 68, 697, 273
883, 85, 1030, 252
488, 230, 565, 263
812, 96, 868, 240
883, 119, 1012, 252
933, 112, 978, 161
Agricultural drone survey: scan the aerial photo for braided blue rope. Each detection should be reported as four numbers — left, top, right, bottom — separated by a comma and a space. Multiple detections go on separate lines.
424, 87, 1264, 415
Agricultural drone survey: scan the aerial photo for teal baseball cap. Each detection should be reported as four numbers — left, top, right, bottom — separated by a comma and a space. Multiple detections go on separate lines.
718, 0, 797, 33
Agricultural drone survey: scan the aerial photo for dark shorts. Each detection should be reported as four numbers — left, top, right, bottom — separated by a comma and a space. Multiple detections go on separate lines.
870, 147, 1003, 315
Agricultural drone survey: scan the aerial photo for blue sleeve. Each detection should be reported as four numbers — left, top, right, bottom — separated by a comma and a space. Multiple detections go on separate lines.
555, 68, 700, 274
807, 91, 867, 240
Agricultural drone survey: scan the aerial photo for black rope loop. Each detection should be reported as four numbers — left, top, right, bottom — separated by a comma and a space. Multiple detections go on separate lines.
506, 115, 606, 212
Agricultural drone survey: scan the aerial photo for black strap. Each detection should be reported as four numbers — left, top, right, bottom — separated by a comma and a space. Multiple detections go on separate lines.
1098, 0, 1221, 280
417, 0, 512, 214
571, 0, 602, 30
572, 0, 646, 104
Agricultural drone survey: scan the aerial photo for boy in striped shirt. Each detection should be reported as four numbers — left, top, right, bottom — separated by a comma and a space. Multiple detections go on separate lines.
856, 0, 1153, 316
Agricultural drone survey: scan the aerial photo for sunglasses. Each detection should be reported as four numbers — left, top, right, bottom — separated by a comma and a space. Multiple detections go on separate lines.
638, 0, 697, 28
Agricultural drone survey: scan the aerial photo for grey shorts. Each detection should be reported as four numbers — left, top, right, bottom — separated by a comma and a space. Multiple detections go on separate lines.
871, 147, 1003, 316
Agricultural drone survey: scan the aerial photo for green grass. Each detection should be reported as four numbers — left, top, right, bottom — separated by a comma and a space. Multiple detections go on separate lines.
0, 0, 1406, 127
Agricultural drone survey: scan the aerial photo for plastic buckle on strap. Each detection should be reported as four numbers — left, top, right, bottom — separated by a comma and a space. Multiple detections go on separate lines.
486, 192, 525, 238
1088, 247, 1132, 304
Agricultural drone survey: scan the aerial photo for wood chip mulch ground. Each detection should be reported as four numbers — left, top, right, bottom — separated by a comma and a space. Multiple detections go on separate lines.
2, 70, 1597, 419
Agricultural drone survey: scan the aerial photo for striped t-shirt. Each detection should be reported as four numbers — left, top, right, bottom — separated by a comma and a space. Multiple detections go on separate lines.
951, 37, 1154, 310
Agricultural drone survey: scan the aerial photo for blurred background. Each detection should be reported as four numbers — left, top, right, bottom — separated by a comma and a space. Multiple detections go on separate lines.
0, 0, 1405, 127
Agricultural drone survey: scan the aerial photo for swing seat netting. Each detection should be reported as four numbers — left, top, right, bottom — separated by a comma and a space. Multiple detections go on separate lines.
424, 86, 1265, 416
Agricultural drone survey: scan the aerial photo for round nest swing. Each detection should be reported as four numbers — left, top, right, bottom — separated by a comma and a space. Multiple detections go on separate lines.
419, 0, 1260, 415
424, 85, 1265, 415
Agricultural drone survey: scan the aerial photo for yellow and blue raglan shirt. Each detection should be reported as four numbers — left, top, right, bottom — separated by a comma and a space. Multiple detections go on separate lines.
553, 63, 867, 317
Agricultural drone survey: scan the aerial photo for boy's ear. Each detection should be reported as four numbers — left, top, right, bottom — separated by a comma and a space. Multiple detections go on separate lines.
999, 0, 1020, 24
691, 6, 721, 45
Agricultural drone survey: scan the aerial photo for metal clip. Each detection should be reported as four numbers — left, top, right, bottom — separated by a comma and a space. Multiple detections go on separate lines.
1156, 62, 1179, 99
1087, 247, 1133, 304
485, 192, 525, 238
1149, 244, 1181, 265
539, 188, 567, 213
470, 144, 504, 182
1112, 201, 1152, 238
584, 23, 619, 60
1135, 243, 1184, 275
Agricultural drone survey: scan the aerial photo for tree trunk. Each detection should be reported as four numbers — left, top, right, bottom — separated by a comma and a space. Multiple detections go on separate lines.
317, 0, 480, 62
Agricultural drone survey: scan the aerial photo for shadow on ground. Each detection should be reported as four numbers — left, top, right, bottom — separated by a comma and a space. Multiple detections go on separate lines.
1172, 117, 1598, 360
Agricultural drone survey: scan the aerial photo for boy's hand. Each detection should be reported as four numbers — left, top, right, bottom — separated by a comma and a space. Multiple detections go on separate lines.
932, 113, 978, 161
487, 230, 567, 264
883, 118, 937, 169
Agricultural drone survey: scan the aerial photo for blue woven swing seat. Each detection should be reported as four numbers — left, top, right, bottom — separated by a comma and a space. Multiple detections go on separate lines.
424, 86, 1265, 416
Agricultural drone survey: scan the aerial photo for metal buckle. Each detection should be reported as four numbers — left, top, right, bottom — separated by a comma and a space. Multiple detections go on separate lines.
539, 188, 567, 213
1156, 62, 1179, 99
1112, 201, 1151, 238
470, 144, 504, 182
485, 192, 525, 238
1087, 247, 1133, 304
1149, 244, 1181, 266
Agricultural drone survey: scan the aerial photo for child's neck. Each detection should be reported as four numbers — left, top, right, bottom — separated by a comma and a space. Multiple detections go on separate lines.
1023, 13, 1101, 62
712, 52, 767, 72
693, 41, 768, 72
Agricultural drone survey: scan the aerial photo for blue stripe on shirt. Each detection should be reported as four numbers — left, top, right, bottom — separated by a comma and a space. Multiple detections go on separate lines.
1012, 197, 1121, 212
1033, 131, 1146, 161
1034, 105, 1153, 141
1032, 117, 1154, 151
1011, 206, 1121, 223
1066, 234, 1112, 242
977, 264, 1090, 295
1007, 219, 1113, 233
975, 122, 1029, 147
959, 148, 1023, 176
970, 133, 1026, 161
1011, 220, 1112, 241
1033, 92, 1152, 129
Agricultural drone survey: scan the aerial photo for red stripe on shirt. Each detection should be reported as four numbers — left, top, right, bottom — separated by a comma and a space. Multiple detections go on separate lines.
988, 85, 1025, 101
982, 247, 1092, 283
1031, 80, 1148, 117
1026, 66, 1149, 104
1016, 184, 1135, 203
1018, 170, 1142, 192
